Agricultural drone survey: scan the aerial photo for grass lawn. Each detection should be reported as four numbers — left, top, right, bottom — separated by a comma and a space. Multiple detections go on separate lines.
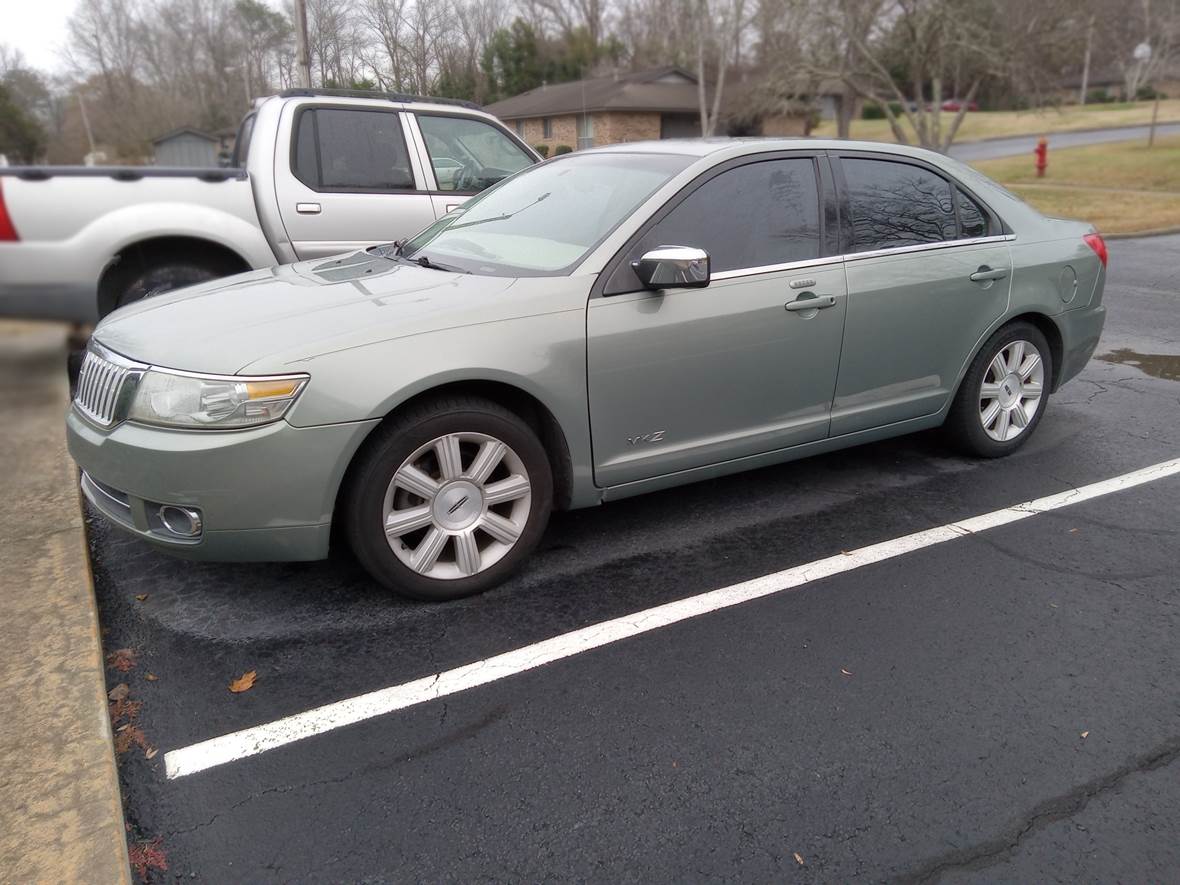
971, 135, 1180, 234
812, 99, 1180, 144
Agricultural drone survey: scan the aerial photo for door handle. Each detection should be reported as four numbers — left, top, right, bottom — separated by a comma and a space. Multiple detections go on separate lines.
785, 294, 837, 312
296, 202, 322, 215
969, 266, 1009, 282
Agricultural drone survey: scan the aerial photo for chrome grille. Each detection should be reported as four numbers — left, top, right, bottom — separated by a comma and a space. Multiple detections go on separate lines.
74, 348, 136, 426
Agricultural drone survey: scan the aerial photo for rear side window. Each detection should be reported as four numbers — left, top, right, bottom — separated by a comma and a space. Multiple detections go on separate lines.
639, 158, 820, 273
843, 158, 955, 252
293, 108, 415, 191
957, 189, 989, 238
416, 114, 533, 193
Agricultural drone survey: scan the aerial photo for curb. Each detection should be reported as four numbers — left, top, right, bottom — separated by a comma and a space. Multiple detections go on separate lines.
0, 322, 131, 885
1106, 227, 1180, 240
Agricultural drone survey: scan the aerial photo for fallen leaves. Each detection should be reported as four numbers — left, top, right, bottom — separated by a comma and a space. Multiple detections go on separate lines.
106, 648, 137, 672
793, 852, 805, 865
128, 837, 168, 880
228, 670, 258, 693
114, 724, 151, 755
145, 672, 158, 682
1081, 731, 1090, 739
134, 593, 149, 602
840, 668, 853, 677
108, 683, 130, 702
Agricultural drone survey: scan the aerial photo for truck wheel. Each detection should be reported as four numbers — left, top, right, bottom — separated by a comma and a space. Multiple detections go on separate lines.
101, 248, 243, 316
343, 396, 554, 601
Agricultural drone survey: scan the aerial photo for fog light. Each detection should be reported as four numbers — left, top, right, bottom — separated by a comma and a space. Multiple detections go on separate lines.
156, 504, 203, 538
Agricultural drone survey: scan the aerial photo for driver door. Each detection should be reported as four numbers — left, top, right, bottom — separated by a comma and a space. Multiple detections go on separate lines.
587, 155, 848, 487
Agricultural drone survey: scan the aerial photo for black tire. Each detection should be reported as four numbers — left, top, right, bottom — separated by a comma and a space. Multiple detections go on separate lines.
103, 249, 241, 316
945, 321, 1053, 458
343, 396, 554, 601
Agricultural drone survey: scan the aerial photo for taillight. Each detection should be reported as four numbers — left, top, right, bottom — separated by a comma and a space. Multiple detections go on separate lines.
0, 179, 18, 242
1084, 232, 1107, 268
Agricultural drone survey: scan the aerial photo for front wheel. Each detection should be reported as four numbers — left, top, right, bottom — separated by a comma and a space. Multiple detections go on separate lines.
343, 397, 553, 601
945, 322, 1052, 458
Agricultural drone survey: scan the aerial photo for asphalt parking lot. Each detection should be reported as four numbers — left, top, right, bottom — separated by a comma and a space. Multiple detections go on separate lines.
91, 235, 1180, 883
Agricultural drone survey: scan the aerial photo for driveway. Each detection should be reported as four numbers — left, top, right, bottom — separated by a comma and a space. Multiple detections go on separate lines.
89, 237, 1180, 882
948, 122, 1180, 161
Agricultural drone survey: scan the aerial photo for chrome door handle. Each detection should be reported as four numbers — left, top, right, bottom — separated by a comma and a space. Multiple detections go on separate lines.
785, 295, 837, 311
969, 266, 1008, 282
296, 202, 322, 215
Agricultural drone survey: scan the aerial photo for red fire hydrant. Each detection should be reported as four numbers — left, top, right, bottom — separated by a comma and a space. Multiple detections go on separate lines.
1034, 137, 1048, 178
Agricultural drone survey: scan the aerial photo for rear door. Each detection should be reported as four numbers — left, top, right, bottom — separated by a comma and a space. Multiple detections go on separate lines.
408, 113, 537, 219
829, 154, 1012, 436
587, 154, 848, 487
274, 103, 438, 259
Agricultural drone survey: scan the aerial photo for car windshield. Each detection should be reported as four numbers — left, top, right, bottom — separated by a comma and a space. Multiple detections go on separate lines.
400, 153, 693, 277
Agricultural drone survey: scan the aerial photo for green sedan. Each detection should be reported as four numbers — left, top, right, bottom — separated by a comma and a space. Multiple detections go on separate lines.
67, 139, 1107, 600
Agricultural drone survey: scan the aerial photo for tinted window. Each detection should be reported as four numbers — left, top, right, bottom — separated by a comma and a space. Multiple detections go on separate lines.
293, 108, 415, 191
843, 158, 955, 252
957, 188, 989, 238
417, 115, 533, 193
632, 158, 821, 275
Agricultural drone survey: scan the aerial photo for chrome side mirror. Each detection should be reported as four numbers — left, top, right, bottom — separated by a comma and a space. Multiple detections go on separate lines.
631, 246, 710, 290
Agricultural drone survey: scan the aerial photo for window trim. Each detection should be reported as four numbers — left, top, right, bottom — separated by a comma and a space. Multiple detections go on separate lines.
829, 151, 1009, 254
595, 150, 833, 298
412, 109, 540, 197
289, 104, 421, 194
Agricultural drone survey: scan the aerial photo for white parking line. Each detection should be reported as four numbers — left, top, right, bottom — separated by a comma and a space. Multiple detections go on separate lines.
164, 457, 1180, 779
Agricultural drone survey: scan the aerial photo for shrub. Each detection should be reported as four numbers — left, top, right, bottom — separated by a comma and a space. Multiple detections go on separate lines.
1086, 88, 1113, 104
533, 144, 550, 158
1136, 84, 1165, 101
862, 101, 904, 120
554, 144, 573, 155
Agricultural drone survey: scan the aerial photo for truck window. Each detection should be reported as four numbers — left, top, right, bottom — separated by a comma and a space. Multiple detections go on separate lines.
416, 115, 533, 194
292, 108, 417, 192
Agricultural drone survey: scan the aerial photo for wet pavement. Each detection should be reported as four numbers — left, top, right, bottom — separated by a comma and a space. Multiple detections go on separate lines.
86, 236, 1180, 882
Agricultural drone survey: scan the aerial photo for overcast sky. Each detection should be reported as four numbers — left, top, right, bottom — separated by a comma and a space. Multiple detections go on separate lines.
7, 0, 78, 74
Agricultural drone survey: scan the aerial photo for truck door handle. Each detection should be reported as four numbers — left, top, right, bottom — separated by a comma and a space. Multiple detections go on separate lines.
969, 266, 1008, 282
785, 294, 837, 311
296, 202, 322, 215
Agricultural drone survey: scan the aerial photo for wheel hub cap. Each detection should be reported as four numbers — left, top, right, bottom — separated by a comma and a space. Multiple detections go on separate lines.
998, 373, 1022, 408
979, 338, 1045, 443
432, 481, 484, 531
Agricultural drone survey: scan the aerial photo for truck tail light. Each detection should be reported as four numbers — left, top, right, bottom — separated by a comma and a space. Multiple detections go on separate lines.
1083, 233, 1107, 268
0, 179, 18, 242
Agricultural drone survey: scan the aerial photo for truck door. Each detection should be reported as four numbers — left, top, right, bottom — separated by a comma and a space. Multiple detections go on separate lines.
274, 103, 438, 260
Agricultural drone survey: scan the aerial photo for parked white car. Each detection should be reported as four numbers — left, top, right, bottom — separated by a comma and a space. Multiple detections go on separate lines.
0, 90, 538, 322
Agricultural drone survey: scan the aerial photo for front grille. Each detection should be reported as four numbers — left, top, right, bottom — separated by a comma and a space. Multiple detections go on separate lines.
74, 347, 137, 426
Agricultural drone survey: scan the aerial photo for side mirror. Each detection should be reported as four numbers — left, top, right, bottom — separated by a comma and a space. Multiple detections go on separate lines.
631, 246, 710, 290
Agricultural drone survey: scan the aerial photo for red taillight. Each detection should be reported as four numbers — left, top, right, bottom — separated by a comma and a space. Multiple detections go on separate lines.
1084, 232, 1107, 268
0, 179, 18, 242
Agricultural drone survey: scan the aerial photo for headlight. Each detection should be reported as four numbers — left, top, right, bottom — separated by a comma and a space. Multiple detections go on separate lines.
127, 370, 308, 429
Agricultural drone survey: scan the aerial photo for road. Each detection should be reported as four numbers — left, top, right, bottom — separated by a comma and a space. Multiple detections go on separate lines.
947, 122, 1180, 161
89, 236, 1180, 882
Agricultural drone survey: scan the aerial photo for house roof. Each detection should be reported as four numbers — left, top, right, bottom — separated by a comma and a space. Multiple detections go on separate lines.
485, 67, 703, 120
151, 127, 219, 145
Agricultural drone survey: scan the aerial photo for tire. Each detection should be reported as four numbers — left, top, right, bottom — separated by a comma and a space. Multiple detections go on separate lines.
343, 396, 554, 601
102, 249, 242, 316
945, 321, 1053, 458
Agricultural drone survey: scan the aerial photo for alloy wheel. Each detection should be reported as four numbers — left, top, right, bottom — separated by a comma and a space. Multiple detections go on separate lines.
382, 432, 533, 580
979, 339, 1045, 442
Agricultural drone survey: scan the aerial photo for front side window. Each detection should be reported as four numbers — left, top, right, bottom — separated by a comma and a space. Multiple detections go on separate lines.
401, 153, 692, 276
417, 114, 534, 193
293, 108, 415, 191
608, 158, 820, 292
843, 158, 955, 252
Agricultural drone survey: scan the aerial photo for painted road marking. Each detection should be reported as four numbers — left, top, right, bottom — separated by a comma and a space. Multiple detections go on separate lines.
165, 456, 1180, 779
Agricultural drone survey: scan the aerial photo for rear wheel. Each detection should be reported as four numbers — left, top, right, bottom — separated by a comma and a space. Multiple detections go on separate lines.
344, 396, 553, 601
945, 322, 1052, 457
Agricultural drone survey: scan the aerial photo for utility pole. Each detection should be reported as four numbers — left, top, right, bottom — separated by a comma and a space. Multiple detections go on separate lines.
1079, 14, 1095, 105
77, 92, 97, 160
293, 0, 312, 88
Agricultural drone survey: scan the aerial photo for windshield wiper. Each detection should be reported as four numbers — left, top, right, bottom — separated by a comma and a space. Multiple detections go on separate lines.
445, 192, 550, 232
413, 254, 469, 273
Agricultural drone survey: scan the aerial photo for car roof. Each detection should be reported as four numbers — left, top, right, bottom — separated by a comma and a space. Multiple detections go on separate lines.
581, 137, 950, 164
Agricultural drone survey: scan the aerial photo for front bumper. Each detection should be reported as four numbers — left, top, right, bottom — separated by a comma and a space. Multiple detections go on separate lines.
67, 408, 379, 561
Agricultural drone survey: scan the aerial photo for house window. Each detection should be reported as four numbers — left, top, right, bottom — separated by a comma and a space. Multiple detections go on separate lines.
514, 120, 524, 137
576, 113, 594, 150
542, 117, 553, 138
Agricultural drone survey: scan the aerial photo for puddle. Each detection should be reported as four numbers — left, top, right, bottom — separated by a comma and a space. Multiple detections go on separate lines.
1097, 348, 1180, 381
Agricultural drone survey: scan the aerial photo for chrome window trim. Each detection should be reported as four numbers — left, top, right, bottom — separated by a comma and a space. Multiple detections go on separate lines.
710, 254, 844, 282
705, 235, 1015, 282
841, 234, 1016, 263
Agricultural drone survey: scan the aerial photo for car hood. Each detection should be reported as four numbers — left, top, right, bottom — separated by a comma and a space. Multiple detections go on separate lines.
94, 251, 521, 375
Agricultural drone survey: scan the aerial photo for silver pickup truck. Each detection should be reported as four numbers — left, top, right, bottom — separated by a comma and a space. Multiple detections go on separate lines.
0, 89, 539, 322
